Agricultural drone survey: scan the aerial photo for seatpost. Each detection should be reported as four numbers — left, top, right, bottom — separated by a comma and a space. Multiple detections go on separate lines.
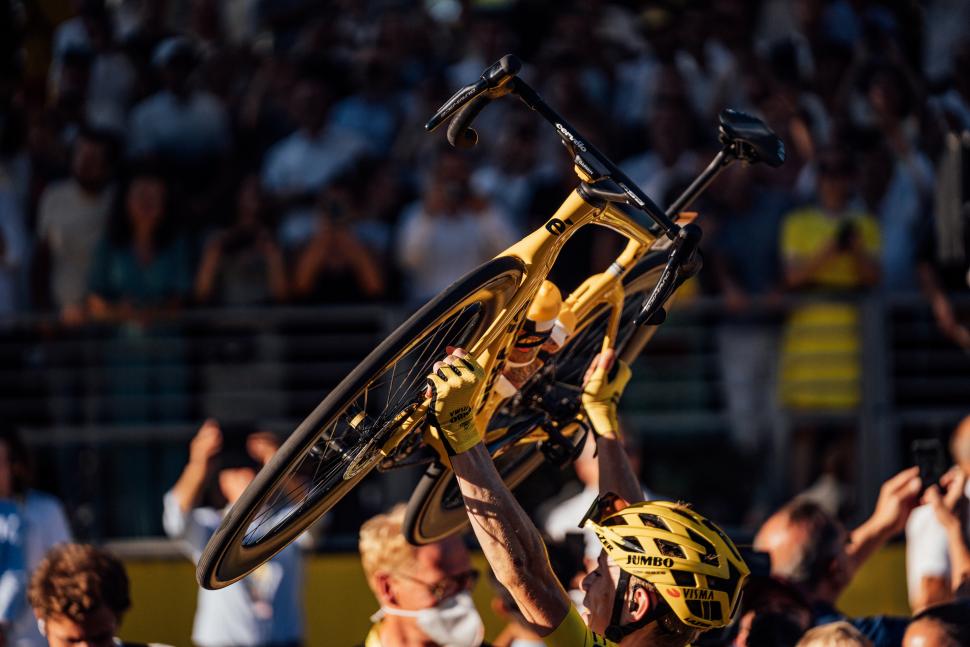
664, 150, 733, 218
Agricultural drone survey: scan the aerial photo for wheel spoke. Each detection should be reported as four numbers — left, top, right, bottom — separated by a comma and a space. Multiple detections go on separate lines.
239, 303, 486, 549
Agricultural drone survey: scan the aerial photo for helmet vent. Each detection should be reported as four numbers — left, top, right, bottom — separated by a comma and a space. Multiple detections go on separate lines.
707, 561, 744, 615
671, 569, 695, 587
638, 513, 669, 530
687, 528, 720, 567
656, 539, 686, 559
622, 536, 645, 552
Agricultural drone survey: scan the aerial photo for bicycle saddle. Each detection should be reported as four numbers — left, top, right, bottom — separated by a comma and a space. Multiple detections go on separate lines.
718, 109, 785, 167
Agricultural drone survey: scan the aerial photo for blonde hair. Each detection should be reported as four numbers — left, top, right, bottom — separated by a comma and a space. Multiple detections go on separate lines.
796, 621, 873, 647
358, 504, 416, 583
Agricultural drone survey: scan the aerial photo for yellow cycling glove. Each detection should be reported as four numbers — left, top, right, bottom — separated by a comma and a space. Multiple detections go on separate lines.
427, 354, 485, 455
581, 359, 631, 439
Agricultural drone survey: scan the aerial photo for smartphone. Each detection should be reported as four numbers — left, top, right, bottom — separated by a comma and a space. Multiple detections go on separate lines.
911, 438, 947, 492
836, 220, 857, 250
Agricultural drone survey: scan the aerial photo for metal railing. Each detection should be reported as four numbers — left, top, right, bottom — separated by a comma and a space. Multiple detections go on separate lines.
3, 293, 968, 539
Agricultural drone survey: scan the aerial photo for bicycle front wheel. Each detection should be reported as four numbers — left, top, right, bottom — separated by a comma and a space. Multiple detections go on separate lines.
403, 252, 668, 545
197, 256, 525, 589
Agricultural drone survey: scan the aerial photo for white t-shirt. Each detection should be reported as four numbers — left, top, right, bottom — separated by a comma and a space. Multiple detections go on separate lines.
395, 202, 518, 303
127, 91, 230, 161
162, 492, 304, 647
905, 478, 970, 603
37, 180, 114, 308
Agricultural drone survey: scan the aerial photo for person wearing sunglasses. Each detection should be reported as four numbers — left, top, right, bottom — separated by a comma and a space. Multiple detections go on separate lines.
426, 347, 749, 646
357, 503, 488, 647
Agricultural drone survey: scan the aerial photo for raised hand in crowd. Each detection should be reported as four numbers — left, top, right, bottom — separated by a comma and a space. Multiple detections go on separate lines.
292, 189, 386, 301
848, 466, 923, 569
924, 468, 970, 598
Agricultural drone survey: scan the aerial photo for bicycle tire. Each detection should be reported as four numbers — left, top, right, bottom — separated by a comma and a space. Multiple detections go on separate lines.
197, 256, 525, 589
403, 252, 668, 545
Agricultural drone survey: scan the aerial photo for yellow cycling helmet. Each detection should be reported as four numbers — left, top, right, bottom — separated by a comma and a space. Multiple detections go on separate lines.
580, 493, 749, 634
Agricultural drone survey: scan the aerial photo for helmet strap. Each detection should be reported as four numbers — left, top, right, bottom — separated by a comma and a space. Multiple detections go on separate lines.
604, 571, 660, 643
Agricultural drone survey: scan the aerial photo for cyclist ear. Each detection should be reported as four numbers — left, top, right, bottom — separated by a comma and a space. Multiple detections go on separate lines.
627, 585, 652, 623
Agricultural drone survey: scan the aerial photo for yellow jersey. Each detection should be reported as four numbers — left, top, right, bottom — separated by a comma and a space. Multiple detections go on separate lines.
543, 606, 617, 647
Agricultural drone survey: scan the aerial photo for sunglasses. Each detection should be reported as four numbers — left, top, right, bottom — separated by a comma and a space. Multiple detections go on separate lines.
393, 568, 481, 604
579, 491, 630, 529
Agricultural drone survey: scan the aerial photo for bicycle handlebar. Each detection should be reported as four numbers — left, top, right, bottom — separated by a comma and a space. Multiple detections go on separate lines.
425, 54, 521, 146
426, 54, 783, 330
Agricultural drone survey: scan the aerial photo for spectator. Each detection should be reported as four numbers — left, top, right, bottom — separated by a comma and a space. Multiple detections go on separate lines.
396, 149, 517, 304
0, 497, 25, 647
754, 467, 922, 647
262, 75, 368, 251
357, 504, 485, 647
706, 161, 791, 475
48, 1, 135, 135
917, 131, 970, 350
906, 415, 970, 611
0, 176, 26, 318
127, 37, 231, 166
327, 55, 402, 156
620, 87, 699, 206
162, 420, 304, 647
902, 599, 970, 647
194, 176, 289, 306
470, 118, 547, 229
0, 430, 72, 647
291, 179, 387, 303
796, 621, 873, 647
742, 612, 806, 647
779, 148, 881, 412
857, 136, 932, 293
27, 543, 167, 647
734, 577, 813, 647
35, 126, 116, 323
922, 470, 970, 598
86, 167, 191, 322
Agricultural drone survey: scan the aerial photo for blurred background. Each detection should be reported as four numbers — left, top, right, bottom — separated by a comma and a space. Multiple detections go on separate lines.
0, 0, 968, 595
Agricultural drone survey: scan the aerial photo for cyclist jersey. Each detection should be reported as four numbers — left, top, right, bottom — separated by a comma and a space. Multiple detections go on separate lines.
544, 607, 617, 647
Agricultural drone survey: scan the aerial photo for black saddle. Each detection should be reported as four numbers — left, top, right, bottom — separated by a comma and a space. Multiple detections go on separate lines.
719, 108, 786, 167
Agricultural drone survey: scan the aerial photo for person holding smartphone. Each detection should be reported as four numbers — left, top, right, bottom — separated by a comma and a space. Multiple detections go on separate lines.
906, 415, 970, 611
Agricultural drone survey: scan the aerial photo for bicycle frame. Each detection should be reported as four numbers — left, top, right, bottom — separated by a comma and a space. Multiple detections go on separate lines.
380, 187, 696, 464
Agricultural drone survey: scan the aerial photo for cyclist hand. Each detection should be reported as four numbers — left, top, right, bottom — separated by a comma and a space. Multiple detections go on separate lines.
582, 349, 631, 439
427, 347, 484, 455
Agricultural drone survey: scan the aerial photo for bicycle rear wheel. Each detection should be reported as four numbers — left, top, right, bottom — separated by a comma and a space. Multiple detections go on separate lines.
197, 257, 525, 589
403, 252, 668, 545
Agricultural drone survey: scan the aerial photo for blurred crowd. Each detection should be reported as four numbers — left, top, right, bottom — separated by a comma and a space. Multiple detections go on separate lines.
0, 0, 965, 322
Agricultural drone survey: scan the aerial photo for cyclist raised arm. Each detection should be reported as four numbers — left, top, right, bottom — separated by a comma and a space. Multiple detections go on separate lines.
430, 347, 749, 646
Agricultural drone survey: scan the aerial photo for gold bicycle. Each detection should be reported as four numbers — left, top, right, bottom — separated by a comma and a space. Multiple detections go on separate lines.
198, 55, 784, 589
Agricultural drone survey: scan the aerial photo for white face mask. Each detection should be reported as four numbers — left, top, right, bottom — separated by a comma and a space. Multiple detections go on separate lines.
372, 591, 484, 647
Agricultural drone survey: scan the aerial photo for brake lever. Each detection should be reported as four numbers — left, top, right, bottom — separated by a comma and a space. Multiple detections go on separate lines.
633, 224, 703, 327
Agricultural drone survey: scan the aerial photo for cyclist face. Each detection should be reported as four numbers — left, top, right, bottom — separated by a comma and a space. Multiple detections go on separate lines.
390, 535, 476, 610
580, 550, 623, 634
